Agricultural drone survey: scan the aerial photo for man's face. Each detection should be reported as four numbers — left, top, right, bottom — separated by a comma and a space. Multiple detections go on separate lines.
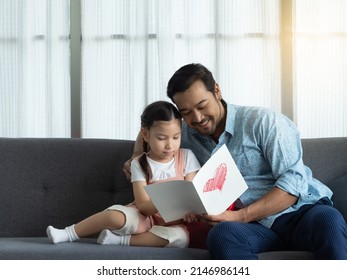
173, 80, 225, 139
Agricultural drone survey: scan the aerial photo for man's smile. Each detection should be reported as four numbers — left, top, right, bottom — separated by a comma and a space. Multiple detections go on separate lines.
194, 117, 211, 129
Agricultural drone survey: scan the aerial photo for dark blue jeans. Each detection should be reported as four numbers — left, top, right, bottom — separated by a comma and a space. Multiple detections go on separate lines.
206, 199, 347, 259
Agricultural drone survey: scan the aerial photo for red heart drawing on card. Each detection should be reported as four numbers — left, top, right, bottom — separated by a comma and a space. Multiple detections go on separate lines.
203, 163, 227, 192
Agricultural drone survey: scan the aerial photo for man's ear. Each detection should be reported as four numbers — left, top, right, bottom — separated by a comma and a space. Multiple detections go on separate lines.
215, 83, 222, 100
141, 127, 149, 142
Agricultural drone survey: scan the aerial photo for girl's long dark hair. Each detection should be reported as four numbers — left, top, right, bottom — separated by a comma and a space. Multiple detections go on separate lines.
139, 101, 182, 182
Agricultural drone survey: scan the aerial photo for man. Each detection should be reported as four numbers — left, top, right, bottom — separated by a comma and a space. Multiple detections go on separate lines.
124, 63, 347, 259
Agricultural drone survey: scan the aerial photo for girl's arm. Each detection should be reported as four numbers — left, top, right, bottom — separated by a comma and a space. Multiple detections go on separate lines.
182, 150, 200, 222
183, 170, 200, 223
132, 180, 158, 216
183, 149, 200, 182
184, 170, 198, 181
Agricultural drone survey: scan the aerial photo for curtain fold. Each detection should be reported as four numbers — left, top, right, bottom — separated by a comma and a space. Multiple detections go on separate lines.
81, 0, 281, 140
293, 0, 347, 138
0, 0, 70, 137
2, 0, 346, 139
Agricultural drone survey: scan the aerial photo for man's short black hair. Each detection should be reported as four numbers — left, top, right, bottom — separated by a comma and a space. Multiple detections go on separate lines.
167, 63, 216, 102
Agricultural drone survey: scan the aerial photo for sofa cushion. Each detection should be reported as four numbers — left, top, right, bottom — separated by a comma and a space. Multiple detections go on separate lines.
328, 175, 347, 222
0, 237, 210, 260
301, 138, 347, 185
258, 250, 314, 260
0, 138, 135, 237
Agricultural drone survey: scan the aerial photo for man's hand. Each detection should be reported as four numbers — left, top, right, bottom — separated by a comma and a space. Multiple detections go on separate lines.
123, 132, 145, 181
123, 158, 132, 181
202, 187, 298, 225
202, 209, 246, 225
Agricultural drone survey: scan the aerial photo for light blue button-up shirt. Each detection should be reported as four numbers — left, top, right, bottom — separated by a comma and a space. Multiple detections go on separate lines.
181, 102, 333, 228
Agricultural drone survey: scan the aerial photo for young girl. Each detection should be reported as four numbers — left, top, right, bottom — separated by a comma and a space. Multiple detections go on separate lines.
46, 101, 201, 248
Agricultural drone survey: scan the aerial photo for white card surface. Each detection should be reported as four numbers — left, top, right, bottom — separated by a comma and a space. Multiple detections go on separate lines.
144, 144, 248, 222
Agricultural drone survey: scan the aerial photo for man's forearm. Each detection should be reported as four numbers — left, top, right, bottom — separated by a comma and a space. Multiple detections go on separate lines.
241, 186, 298, 223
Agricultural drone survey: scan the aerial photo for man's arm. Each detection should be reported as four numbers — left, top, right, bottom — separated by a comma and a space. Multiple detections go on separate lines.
123, 132, 144, 181
203, 186, 298, 224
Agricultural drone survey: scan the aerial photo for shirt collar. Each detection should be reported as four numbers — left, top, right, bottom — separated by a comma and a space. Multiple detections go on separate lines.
225, 102, 236, 137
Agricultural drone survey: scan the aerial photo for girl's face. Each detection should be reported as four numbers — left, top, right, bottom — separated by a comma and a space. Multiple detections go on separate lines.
141, 119, 181, 163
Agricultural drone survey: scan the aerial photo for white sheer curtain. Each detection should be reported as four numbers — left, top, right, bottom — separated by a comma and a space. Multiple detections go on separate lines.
2, 1, 347, 139
0, 0, 70, 137
81, 0, 281, 140
293, 0, 347, 138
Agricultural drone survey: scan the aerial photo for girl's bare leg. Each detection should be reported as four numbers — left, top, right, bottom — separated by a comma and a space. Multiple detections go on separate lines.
97, 230, 168, 247
47, 210, 125, 244
97, 224, 188, 247
130, 232, 169, 247
74, 210, 126, 237
98, 224, 188, 248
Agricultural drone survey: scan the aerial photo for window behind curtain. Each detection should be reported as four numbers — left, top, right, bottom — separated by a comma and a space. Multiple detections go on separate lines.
2, 1, 347, 139
294, 0, 347, 138
0, 0, 70, 137
81, 0, 281, 140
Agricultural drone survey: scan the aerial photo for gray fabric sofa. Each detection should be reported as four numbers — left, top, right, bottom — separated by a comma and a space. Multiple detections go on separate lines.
0, 137, 346, 260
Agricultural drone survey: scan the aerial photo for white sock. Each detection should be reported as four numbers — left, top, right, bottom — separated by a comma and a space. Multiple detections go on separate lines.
46, 225, 79, 244
97, 229, 131, 245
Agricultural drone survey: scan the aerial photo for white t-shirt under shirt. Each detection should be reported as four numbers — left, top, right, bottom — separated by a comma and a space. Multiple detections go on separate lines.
131, 148, 201, 183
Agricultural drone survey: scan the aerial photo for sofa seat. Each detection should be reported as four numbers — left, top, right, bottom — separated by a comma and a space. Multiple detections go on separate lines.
1, 137, 346, 259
